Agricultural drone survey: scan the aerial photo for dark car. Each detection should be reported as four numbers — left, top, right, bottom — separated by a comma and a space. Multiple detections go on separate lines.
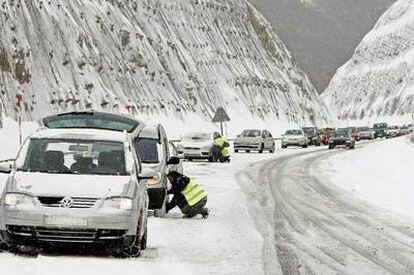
373, 123, 388, 138
328, 130, 355, 149
302, 127, 321, 146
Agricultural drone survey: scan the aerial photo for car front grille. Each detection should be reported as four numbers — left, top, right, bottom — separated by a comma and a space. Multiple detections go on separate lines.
6, 225, 126, 243
184, 147, 200, 150
37, 197, 98, 209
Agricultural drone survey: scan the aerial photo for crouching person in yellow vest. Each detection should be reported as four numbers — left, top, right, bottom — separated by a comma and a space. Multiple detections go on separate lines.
213, 132, 230, 163
166, 171, 209, 218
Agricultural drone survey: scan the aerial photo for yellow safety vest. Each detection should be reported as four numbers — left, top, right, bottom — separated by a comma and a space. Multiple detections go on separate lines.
181, 181, 207, 206
214, 137, 230, 157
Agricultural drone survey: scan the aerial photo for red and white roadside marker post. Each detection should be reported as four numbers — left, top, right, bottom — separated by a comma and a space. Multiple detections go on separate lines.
16, 94, 23, 146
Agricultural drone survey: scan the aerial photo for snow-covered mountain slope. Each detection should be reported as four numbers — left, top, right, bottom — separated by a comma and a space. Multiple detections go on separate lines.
323, 0, 414, 123
0, 0, 330, 130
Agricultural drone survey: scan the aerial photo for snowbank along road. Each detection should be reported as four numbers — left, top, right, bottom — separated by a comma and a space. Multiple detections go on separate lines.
238, 139, 414, 274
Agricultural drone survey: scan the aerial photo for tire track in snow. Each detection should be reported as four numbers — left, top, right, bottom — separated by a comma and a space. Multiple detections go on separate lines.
243, 143, 414, 274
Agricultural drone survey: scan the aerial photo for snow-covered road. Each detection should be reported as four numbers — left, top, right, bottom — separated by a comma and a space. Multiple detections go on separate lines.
1, 137, 413, 274
238, 139, 414, 274
0, 151, 277, 275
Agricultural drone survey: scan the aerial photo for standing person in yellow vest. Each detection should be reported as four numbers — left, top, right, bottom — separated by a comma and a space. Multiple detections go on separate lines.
213, 132, 230, 163
166, 171, 209, 218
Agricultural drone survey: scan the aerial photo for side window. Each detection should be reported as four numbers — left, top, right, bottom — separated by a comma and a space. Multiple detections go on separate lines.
268, 132, 273, 138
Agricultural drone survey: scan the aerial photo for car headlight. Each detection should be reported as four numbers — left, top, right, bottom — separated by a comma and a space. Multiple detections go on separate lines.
103, 197, 133, 210
3, 193, 36, 207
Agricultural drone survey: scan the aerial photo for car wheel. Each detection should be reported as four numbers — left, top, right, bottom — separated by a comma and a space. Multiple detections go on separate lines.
281, 145, 287, 149
302, 144, 308, 148
328, 144, 334, 149
246, 150, 250, 153
117, 215, 144, 258
154, 195, 167, 218
270, 148, 275, 153
234, 149, 239, 153
0, 241, 9, 252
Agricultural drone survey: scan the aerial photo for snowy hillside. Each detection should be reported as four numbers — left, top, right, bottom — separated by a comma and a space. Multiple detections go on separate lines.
323, 0, 414, 124
0, 0, 330, 131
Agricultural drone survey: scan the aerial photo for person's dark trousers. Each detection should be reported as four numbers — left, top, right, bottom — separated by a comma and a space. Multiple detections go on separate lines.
181, 197, 208, 218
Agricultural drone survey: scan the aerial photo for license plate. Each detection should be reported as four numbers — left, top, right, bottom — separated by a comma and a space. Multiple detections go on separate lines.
45, 216, 87, 226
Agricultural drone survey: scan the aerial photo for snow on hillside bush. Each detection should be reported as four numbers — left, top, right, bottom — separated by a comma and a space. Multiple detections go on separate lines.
323, 0, 414, 124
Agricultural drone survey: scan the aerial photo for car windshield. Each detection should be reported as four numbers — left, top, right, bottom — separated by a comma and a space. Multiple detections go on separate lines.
302, 128, 316, 135
17, 138, 128, 175
332, 131, 349, 137
241, 130, 261, 137
374, 123, 387, 129
183, 133, 211, 141
358, 127, 370, 131
285, 130, 302, 135
136, 138, 161, 164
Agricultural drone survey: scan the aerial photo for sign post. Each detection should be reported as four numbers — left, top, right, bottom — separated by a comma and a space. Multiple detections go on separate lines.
16, 94, 23, 146
212, 107, 231, 136
411, 112, 414, 134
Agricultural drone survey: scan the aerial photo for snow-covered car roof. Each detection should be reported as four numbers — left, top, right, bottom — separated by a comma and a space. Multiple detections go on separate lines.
30, 128, 129, 143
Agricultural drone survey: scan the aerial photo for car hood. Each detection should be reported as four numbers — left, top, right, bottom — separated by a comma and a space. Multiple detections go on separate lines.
9, 171, 133, 198
235, 136, 261, 142
180, 140, 212, 148
330, 136, 349, 140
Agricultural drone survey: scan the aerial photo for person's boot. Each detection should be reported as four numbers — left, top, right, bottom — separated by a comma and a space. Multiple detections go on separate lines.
201, 208, 209, 219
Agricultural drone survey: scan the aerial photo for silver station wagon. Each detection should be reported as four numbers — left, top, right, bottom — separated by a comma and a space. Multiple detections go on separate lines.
0, 127, 150, 257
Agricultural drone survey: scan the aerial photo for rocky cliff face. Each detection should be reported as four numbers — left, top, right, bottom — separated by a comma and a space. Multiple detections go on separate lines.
0, 0, 330, 126
323, 0, 414, 123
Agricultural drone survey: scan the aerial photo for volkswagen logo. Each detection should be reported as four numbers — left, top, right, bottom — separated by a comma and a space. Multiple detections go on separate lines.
60, 197, 74, 208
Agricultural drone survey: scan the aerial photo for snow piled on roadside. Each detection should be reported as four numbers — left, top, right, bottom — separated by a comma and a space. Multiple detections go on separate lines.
319, 137, 414, 220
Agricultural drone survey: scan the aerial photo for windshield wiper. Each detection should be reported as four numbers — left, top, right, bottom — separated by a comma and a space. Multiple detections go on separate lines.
26, 169, 76, 174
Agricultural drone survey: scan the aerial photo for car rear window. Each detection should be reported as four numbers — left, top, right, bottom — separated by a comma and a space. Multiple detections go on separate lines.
43, 113, 139, 133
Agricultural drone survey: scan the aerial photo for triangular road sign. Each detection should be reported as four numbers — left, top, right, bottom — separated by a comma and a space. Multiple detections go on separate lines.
212, 107, 230, 123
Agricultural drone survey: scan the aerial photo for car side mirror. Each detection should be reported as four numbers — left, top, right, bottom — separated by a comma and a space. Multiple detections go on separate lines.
0, 159, 14, 174
237, 134, 240, 138
167, 156, 180, 165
